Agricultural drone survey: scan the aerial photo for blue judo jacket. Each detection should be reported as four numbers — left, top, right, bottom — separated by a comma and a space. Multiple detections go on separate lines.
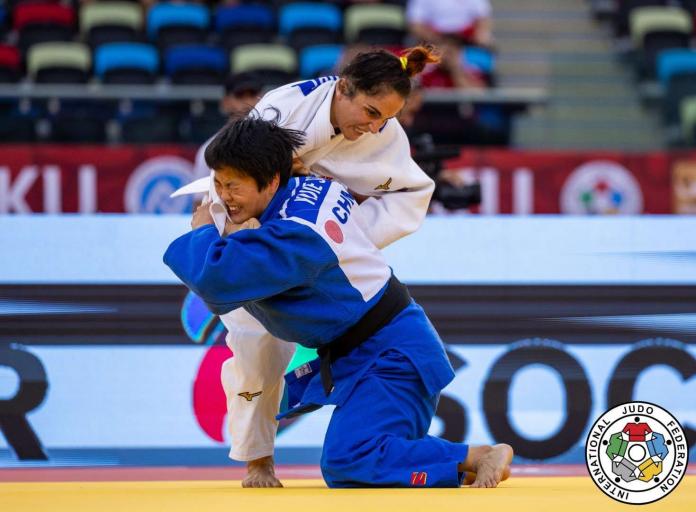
164, 176, 454, 411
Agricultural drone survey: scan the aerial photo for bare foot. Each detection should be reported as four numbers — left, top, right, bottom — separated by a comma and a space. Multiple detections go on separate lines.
242, 456, 283, 488
463, 465, 511, 486
459, 444, 513, 488
471, 444, 513, 488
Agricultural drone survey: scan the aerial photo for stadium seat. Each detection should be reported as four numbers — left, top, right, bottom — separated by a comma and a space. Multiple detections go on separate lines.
147, 3, 210, 50
657, 49, 696, 87
630, 6, 693, 78
164, 45, 227, 85
0, 44, 21, 82
13, 2, 75, 31
215, 4, 274, 32
344, 4, 406, 45
640, 30, 691, 78
94, 42, 159, 84
680, 96, 696, 143
27, 42, 90, 83
630, 6, 692, 47
662, 70, 696, 125
279, 2, 342, 50
231, 43, 298, 81
614, 0, 668, 37
14, 2, 76, 52
299, 44, 343, 78
80, 2, 144, 48
215, 4, 276, 50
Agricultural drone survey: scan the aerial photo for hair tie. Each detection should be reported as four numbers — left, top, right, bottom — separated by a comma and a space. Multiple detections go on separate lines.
399, 56, 408, 71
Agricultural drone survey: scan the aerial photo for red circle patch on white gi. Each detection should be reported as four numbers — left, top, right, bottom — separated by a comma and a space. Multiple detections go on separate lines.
324, 220, 343, 243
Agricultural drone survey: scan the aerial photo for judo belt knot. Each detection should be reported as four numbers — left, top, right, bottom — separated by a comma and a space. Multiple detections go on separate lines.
317, 275, 411, 396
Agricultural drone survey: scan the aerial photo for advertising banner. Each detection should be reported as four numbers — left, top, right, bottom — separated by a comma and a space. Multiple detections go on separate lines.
1, 342, 694, 466
0, 145, 198, 214
2, 146, 696, 214
1, 216, 695, 466
443, 150, 677, 214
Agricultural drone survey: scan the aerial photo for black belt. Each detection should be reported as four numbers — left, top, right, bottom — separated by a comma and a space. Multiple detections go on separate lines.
317, 275, 411, 396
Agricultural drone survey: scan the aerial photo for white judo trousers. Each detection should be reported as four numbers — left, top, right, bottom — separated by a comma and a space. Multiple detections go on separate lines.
219, 309, 294, 461
183, 78, 435, 461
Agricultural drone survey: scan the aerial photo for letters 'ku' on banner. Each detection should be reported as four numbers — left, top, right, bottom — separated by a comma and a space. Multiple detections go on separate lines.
1, 145, 696, 214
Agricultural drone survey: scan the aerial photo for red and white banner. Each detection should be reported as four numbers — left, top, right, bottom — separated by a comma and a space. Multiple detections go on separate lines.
0, 145, 198, 214
1, 145, 696, 214
444, 149, 696, 214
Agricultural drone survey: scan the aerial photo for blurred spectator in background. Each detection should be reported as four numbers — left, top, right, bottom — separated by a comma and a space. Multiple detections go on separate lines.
193, 71, 262, 178
407, 0, 493, 47
407, 0, 493, 89
397, 80, 424, 134
218, 70, 263, 119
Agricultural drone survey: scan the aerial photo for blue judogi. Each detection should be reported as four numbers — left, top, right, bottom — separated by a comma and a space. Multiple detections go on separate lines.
164, 176, 468, 487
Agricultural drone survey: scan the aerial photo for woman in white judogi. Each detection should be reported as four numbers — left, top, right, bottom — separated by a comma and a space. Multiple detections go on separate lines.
177, 46, 440, 487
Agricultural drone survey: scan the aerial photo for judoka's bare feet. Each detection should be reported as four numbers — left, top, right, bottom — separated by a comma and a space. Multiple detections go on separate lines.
462, 465, 511, 485
459, 444, 513, 488
242, 456, 283, 488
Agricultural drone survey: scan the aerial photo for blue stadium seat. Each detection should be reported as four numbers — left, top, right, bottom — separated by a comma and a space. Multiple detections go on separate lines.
656, 49, 696, 87
164, 45, 227, 85
94, 42, 159, 84
147, 3, 210, 48
215, 4, 274, 32
278, 2, 342, 36
280, 2, 343, 50
215, 4, 276, 50
299, 44, 343, 78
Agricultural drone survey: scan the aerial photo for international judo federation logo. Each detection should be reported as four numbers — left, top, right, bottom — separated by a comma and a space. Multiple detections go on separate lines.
585, 402, 689, 504
560, 160, 643, 214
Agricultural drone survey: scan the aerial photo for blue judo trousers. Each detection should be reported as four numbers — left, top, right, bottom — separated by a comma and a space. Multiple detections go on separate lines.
319, 350, 468, 487
163, 176, 469, 487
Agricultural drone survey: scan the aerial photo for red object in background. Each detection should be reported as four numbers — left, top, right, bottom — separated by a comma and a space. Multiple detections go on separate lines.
0, 145, 197, 213
13, 3, 75, 31
444, 149, 676, 214
192, 345, 233, 443
0, 44, 21, 70
0, 144, 687, 214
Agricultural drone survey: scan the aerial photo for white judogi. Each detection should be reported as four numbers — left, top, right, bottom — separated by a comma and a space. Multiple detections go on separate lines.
178, 78, 434, 461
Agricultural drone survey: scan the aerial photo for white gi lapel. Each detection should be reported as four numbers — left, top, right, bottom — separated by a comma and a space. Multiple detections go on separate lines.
207, 169, 228, 235
299, 81, 343, 168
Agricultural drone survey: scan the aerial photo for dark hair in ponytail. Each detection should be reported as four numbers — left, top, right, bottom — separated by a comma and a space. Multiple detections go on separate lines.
340, 45, 440, 98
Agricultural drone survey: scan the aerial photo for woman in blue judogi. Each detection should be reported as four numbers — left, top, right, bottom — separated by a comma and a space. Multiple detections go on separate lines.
164, 117, 512, 488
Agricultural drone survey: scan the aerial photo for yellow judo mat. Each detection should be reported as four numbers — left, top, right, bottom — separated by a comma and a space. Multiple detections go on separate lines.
2, 477, 695, 512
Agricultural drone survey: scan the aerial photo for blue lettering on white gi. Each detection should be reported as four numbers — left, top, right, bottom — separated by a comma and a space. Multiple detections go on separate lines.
294, 76, 339, 96
289, 177, 331, 224
295, 182, 324, 205
331, 190, 356, 224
